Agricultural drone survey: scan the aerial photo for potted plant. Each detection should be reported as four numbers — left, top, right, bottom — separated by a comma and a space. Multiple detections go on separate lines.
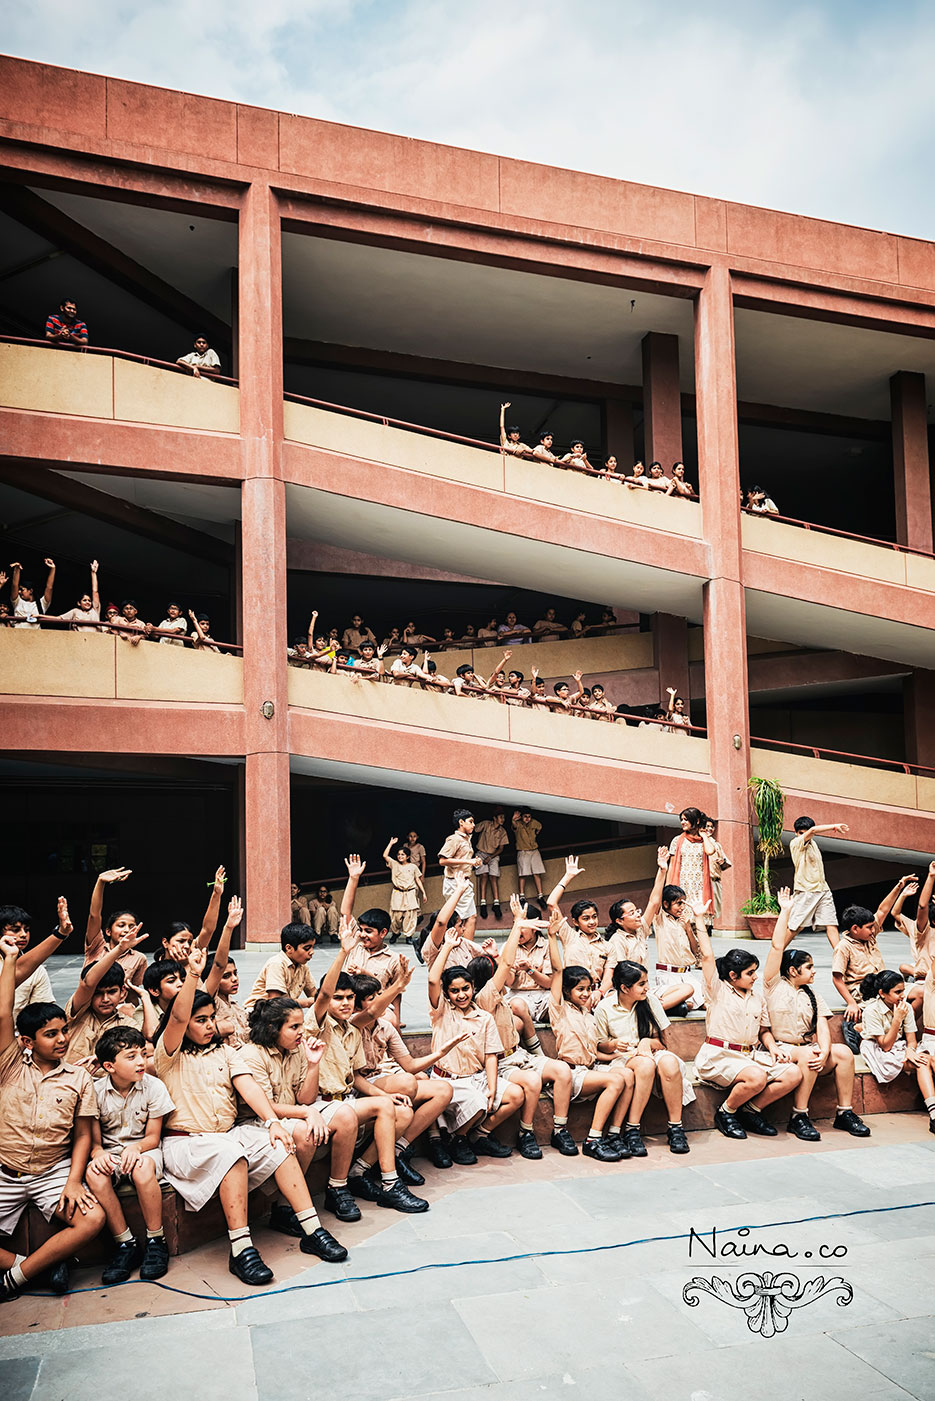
742, 775, 784, 939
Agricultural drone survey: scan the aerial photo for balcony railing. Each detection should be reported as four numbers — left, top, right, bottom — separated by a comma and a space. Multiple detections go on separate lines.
0, 334, 238, 386
751, 733, 935, 779
27, 614, 242, 654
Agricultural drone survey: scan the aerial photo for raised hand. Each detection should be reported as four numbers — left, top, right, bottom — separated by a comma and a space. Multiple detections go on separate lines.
776, 886, 793, 910
444, 927, 463, 949
116, 922, 147, 952
302, 1036, 326, 1066
501, 401, 511, 411
90, 559, 99, 573
0, 934, 19, 959
834, 824, 850, 834
689, 899, 711, 919
44, 557, 56, 569
657, 845, 670, 870
212, 865, 227, 893
101, 867, 132, 884
345, 853, 366, 878
564, 854, 584, 881
395, 956, 413, 990
339, 916, 358, 953
57, 895, 73, 938
441, 1031, 470, 1055
509, 893, 525, 918
186, 946, 207, 979
226, 894, 244, 928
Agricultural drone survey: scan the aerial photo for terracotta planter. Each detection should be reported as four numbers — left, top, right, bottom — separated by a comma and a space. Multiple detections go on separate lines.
745, 914, 779, 940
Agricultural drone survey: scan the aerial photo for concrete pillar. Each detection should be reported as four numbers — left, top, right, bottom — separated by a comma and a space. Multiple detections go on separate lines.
694, 266, 753, 930
604, 399, 634, 467
652, 613, 690, 709
642, 332, 683, 471
890, 371, 933, 554
904, 670, 935, 769
239, 182, 290, 941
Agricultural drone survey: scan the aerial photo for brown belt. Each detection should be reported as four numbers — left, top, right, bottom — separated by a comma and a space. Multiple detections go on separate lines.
319, 1090, 349, 1101
0, 1163, 32, 1179
923, 1028, 935, 1037
163, 1128, 191, 1137
656, 963, 695, 973
706, 1036, 755, 1054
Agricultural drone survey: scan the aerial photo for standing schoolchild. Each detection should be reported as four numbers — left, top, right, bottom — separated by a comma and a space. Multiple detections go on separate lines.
692, 906, 802, 1139
649, 845, 707, 1012
438, 809, 482, 943
382, 838, 425, 944
467, 908, 575, 1158
474, 810, 510, 921
859, 970, 934, 1128
427, 921, 524, 1162
86, 1025, 175, 1282
787, 816, 849, 947
594, 961, 694, 1155
0, 935, 106, 1301
762, 888, 869, 1141
546, 912, 634, 1160
513, 809, 546, 901
154, 947, 347, 1282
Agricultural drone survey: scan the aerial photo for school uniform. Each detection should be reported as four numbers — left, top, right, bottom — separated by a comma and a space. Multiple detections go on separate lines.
476, 982, 543, 1075
548, 996, 600, 1100
407, 843, 427, 876
603, 922, 650, 978
894, 912, 931, 979
763, 974, 832, 1056
359, 1017, 410, 1079
152, 1039, 288, 1212
386, 858, 421, 939
0, 1040, 99, 1234
429, 1000, 505, 1129
512, 819, 545, 878
504, 935, 552, 1022
859, 997, 917, 1083
215, 993, 250, 1048
651, 913, 705, 1008
83, 935, 148, 999
557, 919, 607, 984
63, 996, 138, 1067
230, 1042, 308, 1117
694, 977, 787, 1088
13, 963, 54, 1018
304, 1011, 369, 1137
831, 936, 884, 1011
94, 1072, 175, 1179
438, 831, 478, 917
788, 834, 838, 930
243, 953, 317, 1011
309, 899, 340, 941
593, 993, 695, 1105
345, 926, 404, 990
473, 820, 509, 877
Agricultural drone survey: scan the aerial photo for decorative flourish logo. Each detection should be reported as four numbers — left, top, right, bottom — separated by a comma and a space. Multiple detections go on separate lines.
682, 1272, 853, 1337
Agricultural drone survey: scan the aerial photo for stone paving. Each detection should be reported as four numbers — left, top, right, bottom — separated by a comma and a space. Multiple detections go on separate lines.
1, 1117, 933, 1401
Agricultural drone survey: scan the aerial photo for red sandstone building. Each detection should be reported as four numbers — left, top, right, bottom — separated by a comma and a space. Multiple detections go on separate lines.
1, 55, 934, 943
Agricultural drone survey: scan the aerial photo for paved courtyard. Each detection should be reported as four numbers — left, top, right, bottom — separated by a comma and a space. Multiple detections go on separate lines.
1, 1117, 933, 1401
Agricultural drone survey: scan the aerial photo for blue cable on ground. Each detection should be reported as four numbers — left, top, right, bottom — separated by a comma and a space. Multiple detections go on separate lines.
20, 1198, 935, 1306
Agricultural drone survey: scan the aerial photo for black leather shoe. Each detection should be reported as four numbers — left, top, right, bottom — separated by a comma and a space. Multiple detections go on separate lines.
550, 1126, 579, 1156
268, 1202, 303, 1237
348, 1169, 383, 1201
479, 902, 488, 920
714, 1107, 747, 1139
228, 1247, 273, 1287
623, 1126, 648, 1157
582, 1137, 622, 1162
426, 1136, 453, 1168
411, 936, 426, 965
670, 1001, 691, 1018
395, 1149, 425, 1186
738, 1105, 777, 1136
0, 1271, 21, 1302
300, 1226, 348, 1262
603, 1133, 632, 1160
323, 1184, 362, 1222
139, 1235, 170, 1280
833, 1108, 871, 1137
516, 1128, 542, 1160
788, 1111, 821, 1142
102, 1238, 143, 1285
378, 1179, 430, 1213
449, 1135, 477, 1165
470, 1132, 511, 1158
48, 1261, 71, 1295
667, 1123, 690, 1154
492, 902, 502, 921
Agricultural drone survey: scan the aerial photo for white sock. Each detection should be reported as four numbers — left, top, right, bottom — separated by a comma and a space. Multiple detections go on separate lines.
348, 1157, 370, 1178
10, 1255, 27, 1287
228, 1227, 252, 1259
114, 1227, 134, 1244
925, 1096, 935, 1119
328, 1177, 348, 1189
395, 1137, 410, 1153
587, 1129, 601, 1140
524, 1035, 542, 1053
381, 1171, 398, 1188
146, 1228, 165, 1240
296, 1206, 321, 1233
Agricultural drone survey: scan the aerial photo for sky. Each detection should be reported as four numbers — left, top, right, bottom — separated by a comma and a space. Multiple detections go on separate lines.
2, 0, 935, 238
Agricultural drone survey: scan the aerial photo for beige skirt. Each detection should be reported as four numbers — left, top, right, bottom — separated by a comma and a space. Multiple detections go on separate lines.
694, 1042, 791, 1089
433, 1068, 507, 1130
611, 1047, 696, 1106
162, 1123, 287, 1212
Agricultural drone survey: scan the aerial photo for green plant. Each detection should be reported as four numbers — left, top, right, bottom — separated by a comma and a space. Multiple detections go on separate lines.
745, 776, 785, 915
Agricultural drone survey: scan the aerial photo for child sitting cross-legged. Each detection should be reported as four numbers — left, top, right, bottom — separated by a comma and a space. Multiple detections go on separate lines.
0, 935, 106, 1303
154, 945, 346, 1285
308, 926, 429, 1223
85, 1025, 175, 1283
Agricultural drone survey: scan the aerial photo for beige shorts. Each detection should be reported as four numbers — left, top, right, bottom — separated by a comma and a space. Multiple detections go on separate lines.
789, 888, 838, 931
505, 988, 551, 1023
517, 850, 545, 877
694, 1043, 792, 1089
162, 1123, 288, 1213
0, 1156, 74, 1234
101, 1145, 165, 1184
433, 1069, 507, 1131
610, 1047, 696, 1107
652, 967, 706, 1010
443, 875, 476, 919
500, 1047, 545, 1077
475, 853, 501, 877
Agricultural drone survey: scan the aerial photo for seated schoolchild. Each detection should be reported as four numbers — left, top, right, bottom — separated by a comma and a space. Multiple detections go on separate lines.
155, 865, 227, 966
83, 867, 147, 998
340, 854, 406, 1025
650, 851, 707, 1012
594, 961, 694, 1155
64, 927, 146, 1065
503, 898, 553, 1043
307, 931, 428, 1221
135, 959, 186, 1042
243, 922, 317, 1011
154, 946, 346, 1283
0, 935, 106, 1302
205, 897, 249, 1046
859, 970, 933, 1130
545, 914, 634, 1161
86, 1026, 175, 1283
762, 888, 869, 1141
418, 877, 493, 969
427, 930, 524, 1162
1, 901, 54, 1018
546, 856, 607, 994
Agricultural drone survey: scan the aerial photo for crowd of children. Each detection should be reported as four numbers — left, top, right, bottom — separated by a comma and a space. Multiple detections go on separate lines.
2, 810, 932, 1303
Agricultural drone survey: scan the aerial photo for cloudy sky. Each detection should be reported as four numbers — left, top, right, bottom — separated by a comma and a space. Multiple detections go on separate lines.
3, 0, 934, 238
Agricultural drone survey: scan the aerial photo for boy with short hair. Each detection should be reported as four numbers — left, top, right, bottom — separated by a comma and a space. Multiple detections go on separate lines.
65, 926, 147, 1064
157, 602, 188, 645
513, 808, 546, 900
832, 880, 909, 1053
474, 810, 509, 921
546, 855, 606, 990
119, 599, 148, 646
243, 924, 317, 1011
1, 902, 54, 1018
788, 816, 850, 946
0, 936, 105, 1301
9, 557, 55, 627
390, 645, 426, 683
439, 809, 482, 942
86, 1025, 174, 1283
499, 402, 531, 456
340, 855, 405, 1022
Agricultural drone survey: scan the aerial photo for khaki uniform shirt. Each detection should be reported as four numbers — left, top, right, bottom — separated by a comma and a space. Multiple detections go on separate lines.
653, 912, 699, 969
152, 1040, 240, 1133
861, 997, 916, 1041
558, 920, 607, 982
831, 934, 883, 1001
83, 935, 148, 992
593, 991, 669, 1050
306, 1013, 365, 1095
229, 1042, 308, 1118
360, 1017, 409, 1075
704, 978, 769, 1047
476, 983, 519, 1055
604, 922, 650, 973
763, 975, 831, 1044
345, 938, 403, 989
473, 820, 509, 858
512, 818, 542, 852
549, 996, 599, 1068
215, 994, 250, 1048
64, 995, 136, 1066
439, 831, 475, 878
789, 834, 829, 893
387, 859, 420, 912
511, 935, 552, 992
244, 952, 317, 1011
430, 1001, 500, 1076
0, 1039, 99, 1174
94, 1072, 175, 1150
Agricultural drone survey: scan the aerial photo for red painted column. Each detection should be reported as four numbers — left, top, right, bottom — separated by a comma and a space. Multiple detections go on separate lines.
695, 265, 753, 930
652, 613, 690, 710
891, 371, 933, 554
642, 332, 683, 470
239, 181, 291, 942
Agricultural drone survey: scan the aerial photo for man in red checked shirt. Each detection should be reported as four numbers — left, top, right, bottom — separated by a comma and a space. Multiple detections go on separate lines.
45, 298, 88, 348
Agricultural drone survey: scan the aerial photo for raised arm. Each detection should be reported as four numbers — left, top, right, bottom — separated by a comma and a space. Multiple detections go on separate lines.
382, 837, 396, 868
312, 919, 356, 1024
491, 913, 543, 994
499, 402, 509, 448
89, 559, 100, 614
546, 908, 565, 1007
306, 610, 319, 648
422, 874, 472, 962
800, 822, 849, 843
0, 935, 20, 1055
71, 925, 146, 1016
427, 929, 460, 1010
643, 845, 671, 926
204, 895, 243, 997
340, 852, 366, 923
85, 866, 132, 956
917, 860, 935, 936
42, 558, 56, 610
546, 854, 584, 912
188, 609, 208, 645
352, 959, 413, 1027
689, 900, 717, 990
9, 562, 21, 606
15, 896, 72, 983
195, 865, 227, 950
161, 946, 207, 1055
875, 873, 917, 930
763, 887, 795, 985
